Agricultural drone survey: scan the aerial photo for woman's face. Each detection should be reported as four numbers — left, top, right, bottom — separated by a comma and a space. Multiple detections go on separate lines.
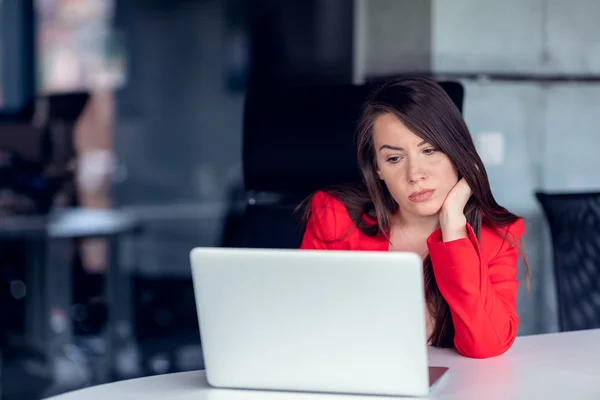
372, 113, 459, 219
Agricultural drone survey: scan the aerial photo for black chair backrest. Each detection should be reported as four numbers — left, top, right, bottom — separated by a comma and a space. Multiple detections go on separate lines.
241, 81, 464, 249
536, 191, 600, 332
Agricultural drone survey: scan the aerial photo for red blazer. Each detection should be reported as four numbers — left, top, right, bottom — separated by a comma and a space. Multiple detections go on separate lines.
300, 191, 526, 359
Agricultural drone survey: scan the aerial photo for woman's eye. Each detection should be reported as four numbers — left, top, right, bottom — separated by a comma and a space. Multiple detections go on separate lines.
386, 156, 402, 164
423, 148, 437, 155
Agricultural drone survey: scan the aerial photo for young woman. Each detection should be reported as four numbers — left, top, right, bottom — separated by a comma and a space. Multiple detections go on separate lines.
300, 76, 529, 359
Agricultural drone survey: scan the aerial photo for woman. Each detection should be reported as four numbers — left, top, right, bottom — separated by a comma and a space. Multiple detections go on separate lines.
300, 76, 529, 359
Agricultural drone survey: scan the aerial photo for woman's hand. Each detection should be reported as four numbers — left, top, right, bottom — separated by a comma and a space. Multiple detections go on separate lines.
441, 178, 472, 216
439, 178, 472, 242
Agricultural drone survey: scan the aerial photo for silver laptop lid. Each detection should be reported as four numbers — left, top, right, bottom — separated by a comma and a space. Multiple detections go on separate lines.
190, 247, 430, 397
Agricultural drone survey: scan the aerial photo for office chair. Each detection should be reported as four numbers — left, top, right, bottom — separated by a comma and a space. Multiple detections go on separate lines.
536, 191, 600, 332
239, 80, 464, 249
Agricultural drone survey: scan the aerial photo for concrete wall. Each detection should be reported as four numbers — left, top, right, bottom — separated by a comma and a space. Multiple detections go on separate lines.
366, 0, 600, 76
434, 0, 600, 75
432, 0, 546, 74
362, 0, 432, 75
460, 82, 555, 335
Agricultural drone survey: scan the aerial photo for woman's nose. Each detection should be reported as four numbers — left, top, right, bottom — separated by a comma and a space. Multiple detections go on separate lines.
407, 159, 427, 185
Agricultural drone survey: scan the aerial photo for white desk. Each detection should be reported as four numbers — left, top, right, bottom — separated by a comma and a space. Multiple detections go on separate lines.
45, 329, 600, 400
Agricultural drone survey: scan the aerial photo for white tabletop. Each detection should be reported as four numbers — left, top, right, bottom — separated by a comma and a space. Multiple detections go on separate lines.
0, 208, 138, 239
45, 329, 600, 400
48, 208, 138, 238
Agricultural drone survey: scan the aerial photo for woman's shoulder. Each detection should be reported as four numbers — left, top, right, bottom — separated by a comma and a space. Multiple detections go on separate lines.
301, 190, 385, 250
306, 191, 355, 239
309, 190, 344, 208
481, 217, 526, 254
482, 217, 526, 238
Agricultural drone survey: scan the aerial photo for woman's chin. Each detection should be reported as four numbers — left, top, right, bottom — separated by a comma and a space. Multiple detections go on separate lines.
410, 202, 443, 218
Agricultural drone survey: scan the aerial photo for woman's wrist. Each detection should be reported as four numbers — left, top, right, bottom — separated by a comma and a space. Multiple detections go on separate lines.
439, 210, 468, 242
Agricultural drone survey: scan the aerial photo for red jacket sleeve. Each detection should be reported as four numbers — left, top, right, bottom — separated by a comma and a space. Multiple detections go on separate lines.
426, 219, 526, 359
300, 191, 353, 250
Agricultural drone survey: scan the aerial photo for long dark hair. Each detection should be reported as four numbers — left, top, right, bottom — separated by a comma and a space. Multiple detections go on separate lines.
302, 76, 530, 348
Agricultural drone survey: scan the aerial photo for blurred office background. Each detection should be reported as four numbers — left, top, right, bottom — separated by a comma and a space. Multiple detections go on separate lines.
1, 0, 600, 398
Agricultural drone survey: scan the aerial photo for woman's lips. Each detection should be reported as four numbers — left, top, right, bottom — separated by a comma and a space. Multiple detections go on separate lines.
409, 189, 435, 202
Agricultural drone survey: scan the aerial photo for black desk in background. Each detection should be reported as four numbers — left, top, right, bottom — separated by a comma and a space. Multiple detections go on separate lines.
0, 208, 140, 388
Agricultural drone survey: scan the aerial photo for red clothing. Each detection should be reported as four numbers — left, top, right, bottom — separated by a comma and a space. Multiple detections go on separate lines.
300, 191, 526, 359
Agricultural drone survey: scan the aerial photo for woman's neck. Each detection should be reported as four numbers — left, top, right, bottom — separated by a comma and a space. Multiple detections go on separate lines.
388, 211, 440, 257
392, 210, 440, 237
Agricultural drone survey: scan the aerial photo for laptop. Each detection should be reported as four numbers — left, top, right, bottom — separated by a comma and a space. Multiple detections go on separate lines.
189, 247, 448, 397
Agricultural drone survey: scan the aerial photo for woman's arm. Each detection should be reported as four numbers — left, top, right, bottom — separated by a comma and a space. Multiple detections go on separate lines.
427, 219, 525, 358
299, 191, 351, 250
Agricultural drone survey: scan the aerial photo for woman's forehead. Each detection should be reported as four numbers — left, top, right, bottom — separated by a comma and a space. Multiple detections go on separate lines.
372, 114, 426, 147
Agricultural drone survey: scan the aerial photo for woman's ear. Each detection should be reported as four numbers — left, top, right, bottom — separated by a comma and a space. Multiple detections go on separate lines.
375, 161, 383, 180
